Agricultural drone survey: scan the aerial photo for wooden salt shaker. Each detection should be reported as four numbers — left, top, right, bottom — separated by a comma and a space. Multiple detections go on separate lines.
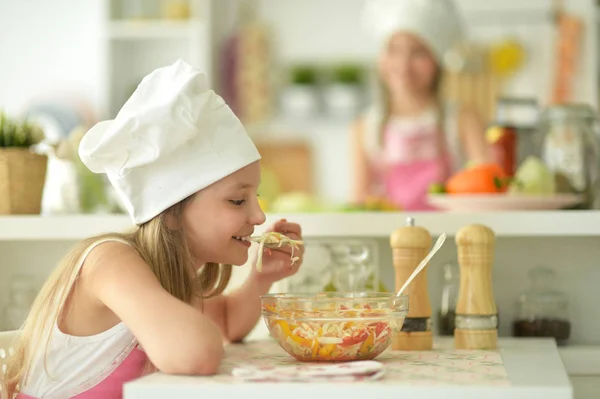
390, 217, 432, 351
454, 224, 498, 350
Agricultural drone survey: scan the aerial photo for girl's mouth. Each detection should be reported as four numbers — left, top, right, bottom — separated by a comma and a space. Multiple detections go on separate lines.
232, 235, 251, 247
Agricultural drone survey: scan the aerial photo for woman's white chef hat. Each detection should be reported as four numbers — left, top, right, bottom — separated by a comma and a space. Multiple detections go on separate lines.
361, 0, 465, 63
79, 59, 261, 225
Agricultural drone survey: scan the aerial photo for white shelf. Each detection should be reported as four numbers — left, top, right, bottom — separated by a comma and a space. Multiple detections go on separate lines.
1, 211, 600, 241
246, 115, 353, 137
107, 20, 204, 40
559, 345, 600, 375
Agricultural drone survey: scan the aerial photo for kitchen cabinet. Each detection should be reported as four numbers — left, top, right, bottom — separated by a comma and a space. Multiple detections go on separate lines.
101, 0, 211, 118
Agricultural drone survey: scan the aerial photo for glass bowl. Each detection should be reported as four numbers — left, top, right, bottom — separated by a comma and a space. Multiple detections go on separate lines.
260, 292, 409, 362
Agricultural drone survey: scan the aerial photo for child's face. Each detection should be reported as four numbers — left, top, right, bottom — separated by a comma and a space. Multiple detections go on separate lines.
378, 32, 439, 97
182, 161, 266, 267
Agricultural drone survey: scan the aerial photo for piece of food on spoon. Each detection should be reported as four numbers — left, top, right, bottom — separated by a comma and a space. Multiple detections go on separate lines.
250, 231, 304, 272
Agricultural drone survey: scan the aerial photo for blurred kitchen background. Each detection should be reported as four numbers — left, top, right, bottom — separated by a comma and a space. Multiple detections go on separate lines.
1, 0, 599, 215
2, 4, 600, 395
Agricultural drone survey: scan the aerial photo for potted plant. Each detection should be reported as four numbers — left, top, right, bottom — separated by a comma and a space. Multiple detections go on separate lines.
280, 64, 321, 118
0, 111, 47, 214
323, 63, 365, 118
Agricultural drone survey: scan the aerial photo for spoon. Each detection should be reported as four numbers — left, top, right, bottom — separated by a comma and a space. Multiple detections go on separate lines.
396, 233, 447, 297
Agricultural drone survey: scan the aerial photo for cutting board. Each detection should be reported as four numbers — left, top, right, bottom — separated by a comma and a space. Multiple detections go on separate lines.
443, 70, 501, 124
255, 142, 313, 194
442, 44, 504, 124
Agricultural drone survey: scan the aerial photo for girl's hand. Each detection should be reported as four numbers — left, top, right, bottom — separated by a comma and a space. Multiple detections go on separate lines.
251, 219, 304, 285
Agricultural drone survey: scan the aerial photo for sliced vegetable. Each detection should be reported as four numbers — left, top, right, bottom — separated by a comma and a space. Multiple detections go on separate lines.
428, 182, 446, 194
265, 303, 395, 362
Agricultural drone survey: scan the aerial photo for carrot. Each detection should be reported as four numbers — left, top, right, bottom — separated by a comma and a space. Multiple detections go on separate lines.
446, 163, 510, 195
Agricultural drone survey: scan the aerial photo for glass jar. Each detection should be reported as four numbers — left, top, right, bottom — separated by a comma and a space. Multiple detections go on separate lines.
493, 97, 540, 170
512, 267, 571, 346
327, 243, 373, 292
286, 243, 332, 294
537, 103, 600, 209
437, 261, 459, 336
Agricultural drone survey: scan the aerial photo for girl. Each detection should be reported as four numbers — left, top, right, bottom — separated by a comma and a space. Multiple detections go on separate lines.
353, 0, 492, 210
4, 60, 304, 399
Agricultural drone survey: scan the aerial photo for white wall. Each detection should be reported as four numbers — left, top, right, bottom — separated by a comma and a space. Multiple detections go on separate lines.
0, 0, 106, 117
243, 0, 597, 106
1, 0, 597, 115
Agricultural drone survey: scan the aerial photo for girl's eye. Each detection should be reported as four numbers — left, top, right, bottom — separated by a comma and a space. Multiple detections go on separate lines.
230, 199, 245, 206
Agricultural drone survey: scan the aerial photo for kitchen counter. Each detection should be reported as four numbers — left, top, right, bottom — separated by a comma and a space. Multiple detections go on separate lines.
123, 337, 572, 399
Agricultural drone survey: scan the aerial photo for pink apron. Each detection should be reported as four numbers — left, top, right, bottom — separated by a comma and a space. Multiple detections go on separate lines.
371, 120, 452, 210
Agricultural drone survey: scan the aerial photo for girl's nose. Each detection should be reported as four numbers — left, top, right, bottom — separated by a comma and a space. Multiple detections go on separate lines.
249, 203, 266, 226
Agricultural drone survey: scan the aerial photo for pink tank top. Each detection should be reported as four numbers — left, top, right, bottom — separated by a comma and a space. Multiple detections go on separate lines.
16, 347, 147, 399
369, 110, 452, 210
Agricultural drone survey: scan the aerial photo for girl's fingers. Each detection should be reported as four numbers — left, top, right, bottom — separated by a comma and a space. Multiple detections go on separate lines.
263, 246, 303, 267
274, 221, 302, 237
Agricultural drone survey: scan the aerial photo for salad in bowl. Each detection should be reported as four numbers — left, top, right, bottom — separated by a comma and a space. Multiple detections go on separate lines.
261, 292, 409, 362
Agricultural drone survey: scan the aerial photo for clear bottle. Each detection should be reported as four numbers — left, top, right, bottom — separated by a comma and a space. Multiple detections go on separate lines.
437, 261, 459, 336
287, 244, 332, 294
512, 267, 571, 346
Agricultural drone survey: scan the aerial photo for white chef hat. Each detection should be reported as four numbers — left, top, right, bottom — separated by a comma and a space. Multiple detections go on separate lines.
361, 0, 465, 62
79, 59, 261, 225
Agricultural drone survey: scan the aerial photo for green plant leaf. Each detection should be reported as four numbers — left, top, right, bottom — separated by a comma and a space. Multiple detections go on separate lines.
0, 112, 5, 147
290, 65, 318, 85
0, 112, 45, 148
331, 64, 363, 84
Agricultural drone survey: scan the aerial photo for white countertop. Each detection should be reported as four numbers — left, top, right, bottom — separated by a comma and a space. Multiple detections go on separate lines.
123, 337, 572, 399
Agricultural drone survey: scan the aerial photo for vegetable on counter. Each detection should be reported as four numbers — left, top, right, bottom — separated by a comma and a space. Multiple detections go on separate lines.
270, 192, 324, 213
428, 183, 446, 194
507, 156, 556, 195
339, 196, 401, 212
444, 163, 510, 195
267, 192, 401, 213
428, 156, 574, 200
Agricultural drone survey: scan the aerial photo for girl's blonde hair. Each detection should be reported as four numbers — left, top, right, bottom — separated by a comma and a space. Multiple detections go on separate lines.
376, 62, 445, 146
4, 196, 232, 397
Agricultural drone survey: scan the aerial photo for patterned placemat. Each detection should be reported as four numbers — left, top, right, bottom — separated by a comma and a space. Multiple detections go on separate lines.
214, 340, 510, 386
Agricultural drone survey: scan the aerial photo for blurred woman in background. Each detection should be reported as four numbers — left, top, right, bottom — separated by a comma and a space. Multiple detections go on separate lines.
352, 0, 491, 210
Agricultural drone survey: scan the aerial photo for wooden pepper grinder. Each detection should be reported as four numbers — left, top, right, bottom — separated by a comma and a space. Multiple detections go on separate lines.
390, 216, 433, 351
454, 224, 498, 350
